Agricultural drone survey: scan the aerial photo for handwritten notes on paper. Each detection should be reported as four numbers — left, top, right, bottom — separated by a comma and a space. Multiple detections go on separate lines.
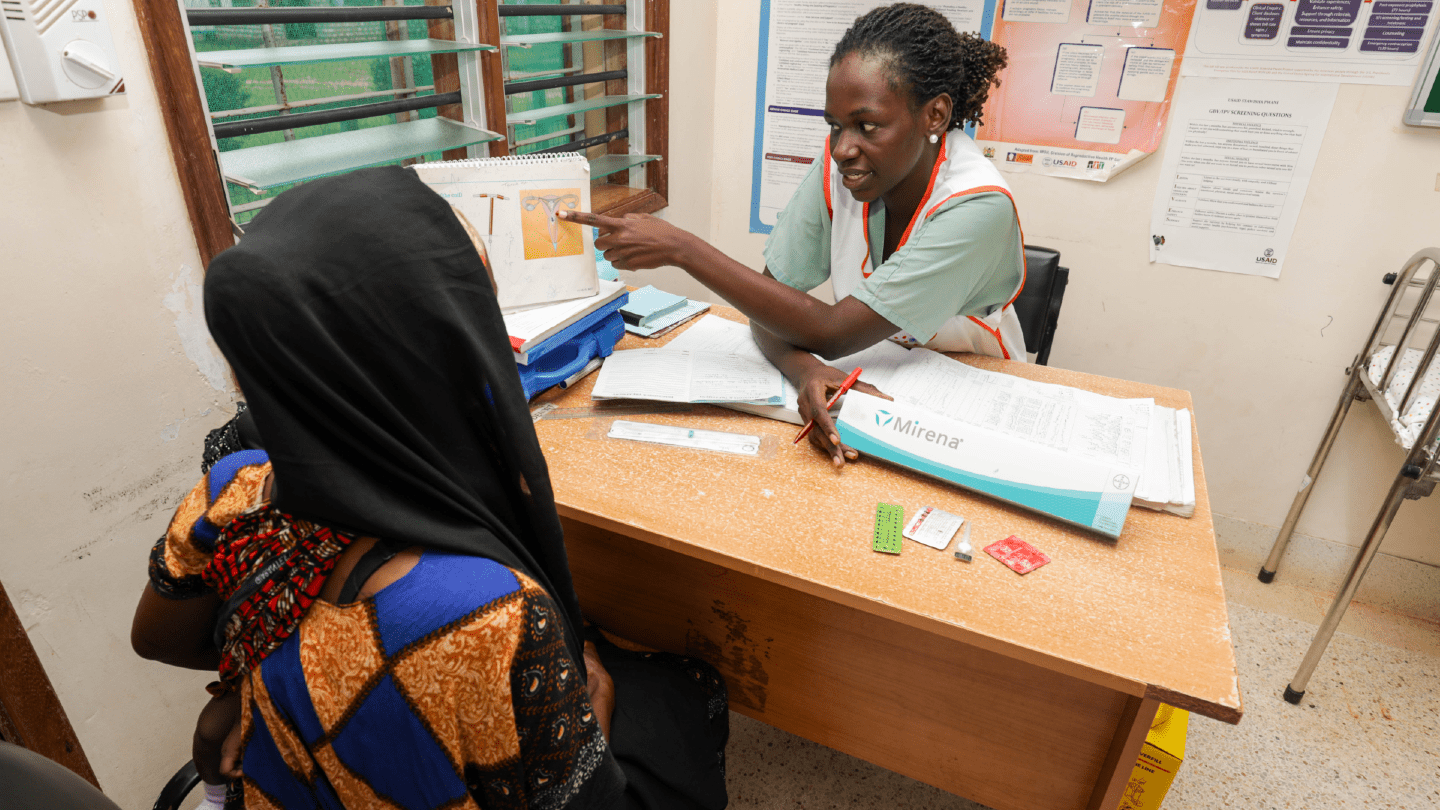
590, 349, 784, 404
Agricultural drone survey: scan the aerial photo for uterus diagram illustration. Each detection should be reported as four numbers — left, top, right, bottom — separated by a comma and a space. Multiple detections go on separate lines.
520, 188, 584, 260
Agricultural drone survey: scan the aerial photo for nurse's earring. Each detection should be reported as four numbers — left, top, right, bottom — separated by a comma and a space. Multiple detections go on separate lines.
928, 133, 939, 144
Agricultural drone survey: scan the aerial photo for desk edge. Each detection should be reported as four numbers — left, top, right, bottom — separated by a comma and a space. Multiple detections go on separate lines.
558, 503, 1241, 723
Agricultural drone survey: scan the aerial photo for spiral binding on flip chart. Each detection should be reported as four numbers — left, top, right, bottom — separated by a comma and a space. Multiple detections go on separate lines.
426, 153, 591, 171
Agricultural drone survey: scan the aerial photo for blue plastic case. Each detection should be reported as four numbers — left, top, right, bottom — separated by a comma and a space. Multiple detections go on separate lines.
516, 293, 628, 400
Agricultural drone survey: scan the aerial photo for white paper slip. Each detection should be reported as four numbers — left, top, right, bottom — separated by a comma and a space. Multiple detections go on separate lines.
590, 348, 784, 403
903, 506, 964, 551
607, 421, 760, 456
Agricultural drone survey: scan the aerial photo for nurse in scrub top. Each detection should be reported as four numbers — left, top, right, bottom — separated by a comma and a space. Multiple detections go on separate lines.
562, 3, 1022, 466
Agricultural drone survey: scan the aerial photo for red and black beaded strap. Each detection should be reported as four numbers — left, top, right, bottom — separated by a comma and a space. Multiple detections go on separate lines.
202, 506, 357, 688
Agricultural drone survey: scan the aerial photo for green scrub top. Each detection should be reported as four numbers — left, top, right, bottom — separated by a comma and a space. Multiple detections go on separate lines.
763, 159, 1024, 343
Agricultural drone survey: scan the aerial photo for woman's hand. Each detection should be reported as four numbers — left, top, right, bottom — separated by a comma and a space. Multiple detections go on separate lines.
582, 641, 615, 741
558, 210, 698, 272
193, 691, 244, 785
796, 366, 892, 467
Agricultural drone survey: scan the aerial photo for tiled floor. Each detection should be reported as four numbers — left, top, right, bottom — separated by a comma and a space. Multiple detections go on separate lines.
723, 566, 1440, 809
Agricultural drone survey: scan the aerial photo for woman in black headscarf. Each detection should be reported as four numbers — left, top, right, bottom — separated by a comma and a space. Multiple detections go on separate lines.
132, 166, 728, 810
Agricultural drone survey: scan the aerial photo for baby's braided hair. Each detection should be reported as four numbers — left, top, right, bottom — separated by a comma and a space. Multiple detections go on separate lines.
830, 3, 1007, 129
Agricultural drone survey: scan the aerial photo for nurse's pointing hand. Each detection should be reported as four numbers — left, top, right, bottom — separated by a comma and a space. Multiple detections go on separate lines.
558, 210, 699, 272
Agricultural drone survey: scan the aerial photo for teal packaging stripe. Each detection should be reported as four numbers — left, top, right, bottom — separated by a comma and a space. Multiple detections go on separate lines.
839, 423, 1125, 540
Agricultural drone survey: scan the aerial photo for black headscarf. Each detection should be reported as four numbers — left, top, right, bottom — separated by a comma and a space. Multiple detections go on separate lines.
203, 165, 585, 666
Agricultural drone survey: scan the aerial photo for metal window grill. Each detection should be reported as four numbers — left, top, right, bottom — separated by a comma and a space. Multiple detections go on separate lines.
182, 0, 660, 225
498, 1, 659, 185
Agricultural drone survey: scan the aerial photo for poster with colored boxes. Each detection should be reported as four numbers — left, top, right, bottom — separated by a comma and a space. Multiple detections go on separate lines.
974, 0, 1199, 181
1183, 0, 1439, 84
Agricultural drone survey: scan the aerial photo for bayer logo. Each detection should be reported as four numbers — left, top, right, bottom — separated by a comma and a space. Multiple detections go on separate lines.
1112, 474, 1131, 490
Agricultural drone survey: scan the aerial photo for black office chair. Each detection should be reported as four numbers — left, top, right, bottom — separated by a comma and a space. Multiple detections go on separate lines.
153, 761, 201, 810
0, 741, 123, 810
1011, 245, 1070, 366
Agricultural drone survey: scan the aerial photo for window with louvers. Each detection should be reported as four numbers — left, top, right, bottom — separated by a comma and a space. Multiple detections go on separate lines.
130, 0, 668, 265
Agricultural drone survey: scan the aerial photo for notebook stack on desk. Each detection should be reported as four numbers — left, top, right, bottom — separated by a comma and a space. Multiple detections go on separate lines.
504, 279, 628, 399
622, 285, 711, 338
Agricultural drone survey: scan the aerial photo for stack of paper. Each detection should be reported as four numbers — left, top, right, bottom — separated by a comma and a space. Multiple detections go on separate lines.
590, 349, 784, 404
664, 315, 1198, 518
1133, 407, 1197, 517
503, 279, 627, 365
664, 315, 915, 423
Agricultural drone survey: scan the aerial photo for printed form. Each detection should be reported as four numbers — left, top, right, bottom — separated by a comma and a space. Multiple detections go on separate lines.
878, 351, 1154, 471
666, 315, 918, 415
664, 316, 1154, 471
1148, 77, 1337, 277
590, 349, 784, 403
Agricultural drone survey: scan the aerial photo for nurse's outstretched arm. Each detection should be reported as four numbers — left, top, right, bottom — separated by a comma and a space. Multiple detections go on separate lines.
559, 210, 896, 359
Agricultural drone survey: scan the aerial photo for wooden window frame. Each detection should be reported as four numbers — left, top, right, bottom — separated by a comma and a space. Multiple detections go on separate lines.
134, 0, 669, 268
0, 581, 98, 788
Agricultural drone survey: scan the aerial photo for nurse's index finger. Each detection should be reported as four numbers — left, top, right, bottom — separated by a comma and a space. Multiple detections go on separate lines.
558, 210, 621, 230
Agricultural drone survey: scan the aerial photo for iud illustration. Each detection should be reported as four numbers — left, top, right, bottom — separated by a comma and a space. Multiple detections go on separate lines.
522, 193, 581, 250
473, 192, 509, 234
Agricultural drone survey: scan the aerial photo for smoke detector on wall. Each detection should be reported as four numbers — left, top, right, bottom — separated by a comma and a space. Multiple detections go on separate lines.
0, 0, 123, 104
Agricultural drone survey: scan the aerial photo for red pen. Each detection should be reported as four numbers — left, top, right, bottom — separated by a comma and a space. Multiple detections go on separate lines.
794, 367, 863, 444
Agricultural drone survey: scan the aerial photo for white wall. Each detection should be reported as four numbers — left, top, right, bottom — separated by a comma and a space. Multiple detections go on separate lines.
652, 1, 1440, 567
0, 0, 236, 804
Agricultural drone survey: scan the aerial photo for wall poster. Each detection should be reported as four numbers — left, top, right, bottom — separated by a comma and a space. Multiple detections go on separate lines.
1183, 0, 1440, 85
974, 0, 1200, 181
1148, 77, 1338, 278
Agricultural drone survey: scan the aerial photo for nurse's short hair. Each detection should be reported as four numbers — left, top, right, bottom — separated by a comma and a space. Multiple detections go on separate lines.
830, 2, 1008, 129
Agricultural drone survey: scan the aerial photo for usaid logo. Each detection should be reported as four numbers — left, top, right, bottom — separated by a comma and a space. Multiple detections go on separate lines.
1256, 247, 1277, 265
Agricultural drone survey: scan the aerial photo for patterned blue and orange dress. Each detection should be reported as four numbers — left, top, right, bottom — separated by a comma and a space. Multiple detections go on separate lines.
150, 453, 728, 810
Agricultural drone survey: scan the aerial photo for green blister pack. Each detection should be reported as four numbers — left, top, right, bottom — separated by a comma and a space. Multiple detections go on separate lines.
873, 502, 904, 555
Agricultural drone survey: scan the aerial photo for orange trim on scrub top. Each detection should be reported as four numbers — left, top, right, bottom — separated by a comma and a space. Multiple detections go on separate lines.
861, 136, 949, 278
967, 315, 1012, 360
923, 185, 1029, 308
861, 201, 873, 277
822, 135, 834, 220
893, 135, 949, 253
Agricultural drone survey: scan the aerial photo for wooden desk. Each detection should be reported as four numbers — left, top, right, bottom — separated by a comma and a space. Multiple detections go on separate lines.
532, 310, 1242, 810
